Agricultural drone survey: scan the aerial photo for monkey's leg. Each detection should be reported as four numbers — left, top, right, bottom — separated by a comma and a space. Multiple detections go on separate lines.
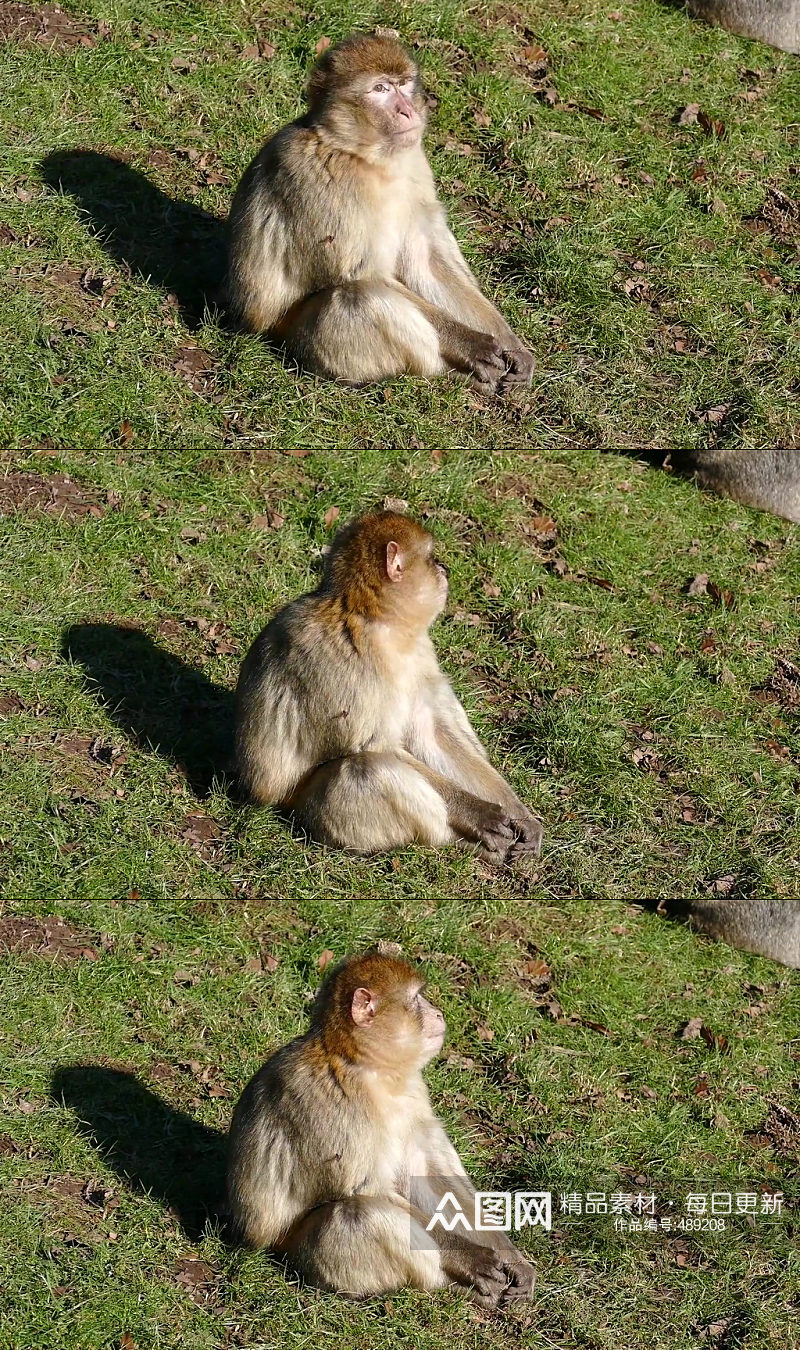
291, 751, 520, 856
286, 1196, 449, 1297
281, 281, 448, 383
290, 751, 456, 851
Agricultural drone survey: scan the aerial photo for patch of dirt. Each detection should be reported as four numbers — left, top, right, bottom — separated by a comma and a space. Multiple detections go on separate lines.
0, 690, 26, 715
0, 471, 102, 520
747, 1101, 800, 1158
180, 811, 226, 861
0, 916, 100, 961
174, 1255, 221, 1305
172, 344, 217, 393
0, 4, 105, 46
761, 657, 800, 714
745, 186, 799, 246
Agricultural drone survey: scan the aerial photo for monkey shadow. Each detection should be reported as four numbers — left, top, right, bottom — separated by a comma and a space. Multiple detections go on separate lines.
51, 1066, 227, 1240
62, 623, 235, 799
40, 150, 227, 326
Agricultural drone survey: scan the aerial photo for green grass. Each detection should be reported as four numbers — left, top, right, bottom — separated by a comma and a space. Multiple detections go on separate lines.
1, 0, 799, 1346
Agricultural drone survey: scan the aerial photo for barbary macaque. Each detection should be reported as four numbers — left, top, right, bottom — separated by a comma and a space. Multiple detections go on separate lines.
687, 0, 799, 53
226, 33, 534, 392
665, 899, 800, 967
674, 449, 800, 524
226, 948, 536, 1307
234, 510, 542, 864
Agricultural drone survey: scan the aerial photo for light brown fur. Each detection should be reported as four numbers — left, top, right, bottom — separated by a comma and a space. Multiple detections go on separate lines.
234, 511, 542, 864
682, 448, 800, 524
226, 951, 536, 1307
661, 899, 800, 967
225, 33, 533, 391
687, 0, 799, 52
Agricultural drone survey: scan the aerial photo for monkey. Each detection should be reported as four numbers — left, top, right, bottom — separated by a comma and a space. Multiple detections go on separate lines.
685, 0, 799, 53
234, 510, 542, 866
671, 449, 800, 524
656, 899, 800, 967
225, 33, 534, 393
226, 948, 537, 1307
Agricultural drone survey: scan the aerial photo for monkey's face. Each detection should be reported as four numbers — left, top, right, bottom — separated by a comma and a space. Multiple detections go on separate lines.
351, 979, 446, 1069
360, 71, 425, 150
406, 540, 449, 626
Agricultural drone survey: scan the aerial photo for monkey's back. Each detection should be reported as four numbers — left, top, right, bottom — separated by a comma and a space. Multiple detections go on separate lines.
227, 1034, 412, 1247
688, 0, 799, 51
235, 595, 395, 805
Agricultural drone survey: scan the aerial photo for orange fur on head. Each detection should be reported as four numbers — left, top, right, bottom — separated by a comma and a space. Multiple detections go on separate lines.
307, 33, 417, 111
310, 951, 427, 1071
322, 511, 437, 621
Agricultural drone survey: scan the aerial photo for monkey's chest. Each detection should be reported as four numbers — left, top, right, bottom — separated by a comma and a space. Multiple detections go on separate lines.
312, 188, 411, 283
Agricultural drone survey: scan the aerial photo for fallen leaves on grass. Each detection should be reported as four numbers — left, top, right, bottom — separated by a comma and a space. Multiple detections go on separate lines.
0, 916, 101, 961
763, 656, 800, 712
680, 1017, 729, 1052
252, 510, 285, 530
685, 574, 734, 607
180, 812, 225, 860
323, 506, 340, 529
175, 1256, 219, 1304
676, 105, 725, 137
0, 3, 105, 46
241, 36, 276, 60
692, 402, 729, 426
0, 471, 102, 520
173, 344, 216, 392
747, 1102, 800, 1157
317, 948, 335, 971
695, 1317, 734, 1347
0, 690, 25, 715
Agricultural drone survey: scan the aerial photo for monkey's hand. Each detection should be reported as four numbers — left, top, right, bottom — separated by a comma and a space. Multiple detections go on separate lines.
507, 813, 543, 857
473, 802, 517, 854
497, 1254, 536, 1307
499, 345, 535, 390
442, 1244, 510, 1309
469, 333, 508, 390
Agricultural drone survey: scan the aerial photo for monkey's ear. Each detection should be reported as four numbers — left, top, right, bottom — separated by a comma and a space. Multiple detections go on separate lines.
385, 540, 404, 582
351, 986, 377, 1026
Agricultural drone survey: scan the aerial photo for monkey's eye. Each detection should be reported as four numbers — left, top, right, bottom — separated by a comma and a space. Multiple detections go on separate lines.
434, 557, 449, 577
372, 82, 389, 93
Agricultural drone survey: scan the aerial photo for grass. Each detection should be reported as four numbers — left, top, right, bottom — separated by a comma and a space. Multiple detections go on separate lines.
1, 0, 799, 1346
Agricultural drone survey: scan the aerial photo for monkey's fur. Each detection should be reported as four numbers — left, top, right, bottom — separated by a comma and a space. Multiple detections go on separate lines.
676, 448, 800, 524
687, 0, 799, 52
674, 899, 800, 966
226, 34, 533, 390
235, 511, 542, 864
227, 951, 536, 1307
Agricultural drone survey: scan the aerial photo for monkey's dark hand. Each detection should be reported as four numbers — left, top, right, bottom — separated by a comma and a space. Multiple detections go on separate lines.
474, 802, 516, 854
497, 1255, 536, 1307
507, 813, 543, 857
469, 333, 508, 389
444, 1245, 510, 1309
499, 345, 535, 390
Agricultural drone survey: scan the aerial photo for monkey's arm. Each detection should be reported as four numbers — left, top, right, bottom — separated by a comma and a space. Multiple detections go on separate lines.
407, 1122, 535, 1301
397, 211, 533, 386
406, 684, 541, 856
